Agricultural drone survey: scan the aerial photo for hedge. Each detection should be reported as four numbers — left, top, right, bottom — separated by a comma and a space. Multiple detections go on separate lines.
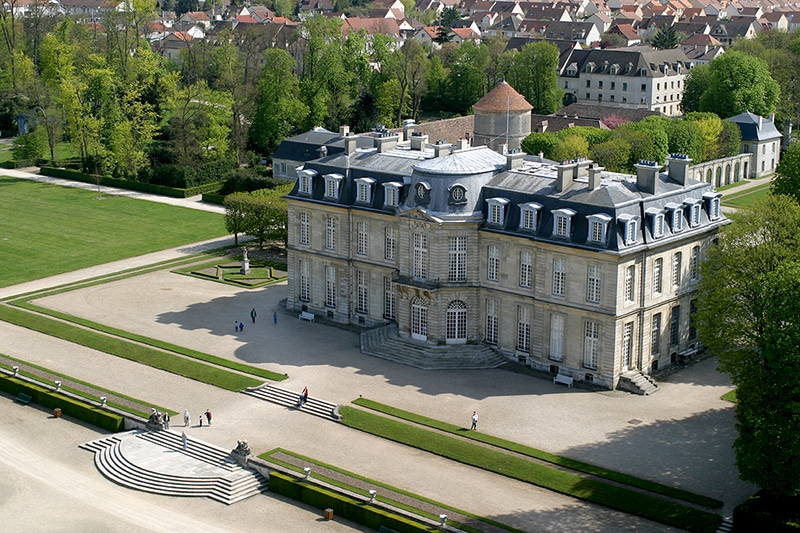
38, 166, 223, 198
1, 375, 124, 432
269, 472, 435, 533
0, 159, 36, 169
202, 192, 225, 204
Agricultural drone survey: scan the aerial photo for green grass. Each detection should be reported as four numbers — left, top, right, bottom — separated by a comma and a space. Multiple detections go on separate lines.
0, 176, 227, 287
0, 304, 263, 391
722, 389, 737, 403
340, 406, 723, 533
353, 398, 722, 509
723, 186, 772, 207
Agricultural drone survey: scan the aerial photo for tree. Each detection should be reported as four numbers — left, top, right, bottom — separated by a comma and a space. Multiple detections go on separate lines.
224, 192, 249, 246
696, 51, 780, 118
680, 63, 710, 114
444, 41, 489, 114
650, 25, 682, 50
521, 131, 559, 159
501, 41, 562, 114
439, 6, 460, 28
551, 135, 588, 162
695, 195, 800, 496
772, 143, 800, 203
686, 112, 724, 162
590, 138, 631, 172
245, 185, 293, 248
667, 119, 703, 163
385, 39, 428, 125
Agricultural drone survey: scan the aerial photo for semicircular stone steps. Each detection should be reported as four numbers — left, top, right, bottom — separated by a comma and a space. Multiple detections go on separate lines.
80, 430, 268, 505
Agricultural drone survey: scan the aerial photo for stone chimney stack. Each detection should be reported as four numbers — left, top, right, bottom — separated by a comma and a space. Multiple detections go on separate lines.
456, 138, 470, 150
344, 133, 358, 155
402, 119, 415, 142
375, 132, 399, 153
667, 153, 692, 186
588, 164, 603, 191
339, 125, 350, 137
316, 145, 328, 158
506, 150, 524, 170
575, 157, 591, 179
556, 161, 576, 193
410, 132, 428, 151
433, 140, 452, 158
635, 160, 662, 195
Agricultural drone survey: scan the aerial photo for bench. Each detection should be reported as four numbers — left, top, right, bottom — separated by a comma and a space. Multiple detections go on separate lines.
553, 374, 574, 387
14, 393, 32, 405
299, 311, 315, 322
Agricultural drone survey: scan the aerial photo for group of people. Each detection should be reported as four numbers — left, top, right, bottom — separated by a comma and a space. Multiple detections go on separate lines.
238, 308, 279, 330
298, 386, 309, 406
182, 408, 213, 428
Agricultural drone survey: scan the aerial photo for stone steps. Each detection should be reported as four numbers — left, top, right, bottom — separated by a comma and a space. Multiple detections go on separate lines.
619, 370, 659, 395
360, 325, 507, 370
80, 430, 268, 504
242, 384, 341, 421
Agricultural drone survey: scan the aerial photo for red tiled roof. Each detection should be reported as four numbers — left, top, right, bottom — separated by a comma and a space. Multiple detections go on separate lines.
473, 81, 532, 112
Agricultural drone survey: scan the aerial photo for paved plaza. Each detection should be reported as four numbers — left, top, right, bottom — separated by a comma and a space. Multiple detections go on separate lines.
1, 169, 756, 532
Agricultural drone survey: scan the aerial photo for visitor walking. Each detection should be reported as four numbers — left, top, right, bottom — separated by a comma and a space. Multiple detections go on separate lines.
182, 432, 188, 450
251, 308, 257, 323
199, 415, 203, 427
471, 411, 478, 430
273, 311, 278, 324
183, 409, 190, 427
302, 386, 309, 405
239, 321, 244, 332
205, 409, 213, 426
164, 412, 170, 430
234, 321, 239, 332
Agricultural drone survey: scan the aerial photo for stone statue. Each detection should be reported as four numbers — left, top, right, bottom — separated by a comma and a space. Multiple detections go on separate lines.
231, 440, 251, 466
146, 408, 165, 431
240, 247, 251, 275
242, 247, 248, 262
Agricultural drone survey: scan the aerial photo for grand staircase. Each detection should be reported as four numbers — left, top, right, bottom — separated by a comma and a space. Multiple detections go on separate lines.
80, 430, 268, 504
243, 384, 341, 421
618, 370, 659, 395
360, 325, 508, 370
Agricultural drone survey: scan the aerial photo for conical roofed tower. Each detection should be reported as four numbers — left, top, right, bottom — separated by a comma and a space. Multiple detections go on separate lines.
472, 81, 532, 153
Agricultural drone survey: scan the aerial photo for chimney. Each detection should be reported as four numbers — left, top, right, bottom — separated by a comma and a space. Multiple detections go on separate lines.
769, 113, 775, 123
375, 132, 399, 153
402, 119, 415, 142
635, 160, 661, 195
339, 125, 350, 137
588, 164, 604, 191
344, 133, 358, 155
410, 131, 428, 151
506, 150, 524, 170
574, 156, 591, 179
456, 138, 470, 150
556, 161, 576, 192
667, 153, 692, 186
316, 145, 328, 158
433, 140, 452, 158
498, 142, 508, 155
759, 115, 763, 129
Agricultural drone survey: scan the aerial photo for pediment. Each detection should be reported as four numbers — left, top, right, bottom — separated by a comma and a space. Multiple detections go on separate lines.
399, 207, 443, 224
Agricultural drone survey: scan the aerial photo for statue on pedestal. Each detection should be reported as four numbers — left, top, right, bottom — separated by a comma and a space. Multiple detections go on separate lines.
240, 247, 251, 275
231, 440, 251, 466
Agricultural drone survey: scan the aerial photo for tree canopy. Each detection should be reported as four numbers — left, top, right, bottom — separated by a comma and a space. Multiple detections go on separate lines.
772, 143, 800, 204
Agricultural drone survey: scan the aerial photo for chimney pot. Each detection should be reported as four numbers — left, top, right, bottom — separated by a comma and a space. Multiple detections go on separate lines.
339, 125, 350, 137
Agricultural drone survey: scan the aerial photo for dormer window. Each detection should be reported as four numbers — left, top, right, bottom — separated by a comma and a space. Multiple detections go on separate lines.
585, 61, 595, 73
486, 197, 510, 226
645, 208, 665, 238
383, 181, 402, 208
324, 173, 343, 199
519, 202, 542, 232
684, 198, 702, 227
355, 177, 376, 204
298, 170, 316, 195
566, 62, 578, 75
618, 214, 639, 245
587, 213, 612, 244
666, 203, 684, 232
448, 184, 468, 205
704, 192, 722, 221
610, 63, 619, 75
552, 208, 576, 238
415, 181, 431, 205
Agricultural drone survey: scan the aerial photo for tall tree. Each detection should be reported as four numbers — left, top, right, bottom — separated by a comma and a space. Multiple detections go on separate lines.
772, 143, 800, 204
501, 41, 562, 114
650, 25, 682, 50
445, 40, 489, 114
695, 195, 800, 497
386, 39, 428, 125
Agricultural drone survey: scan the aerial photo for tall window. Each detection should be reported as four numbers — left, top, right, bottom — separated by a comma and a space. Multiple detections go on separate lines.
690, 246, 700, 281
653, 213, 665, 238
486, 198, 509, 225
517, 305, 531, 352
299, 260, 310, 302
356, 270, 368, 313
583, 320, 599, 369
413, 233, 427, 280
487, 245, 500, 281
383, 183, 400, 208
553, 209, 576, 238
299, 212, 310, 246
356, 221, 368, 256
591, 220, 604, 242
519, 251, 532, 288
625, 265, 636, 302
325, 217, 336, 251
384, 276, 395, 319
355, 178, 375, 203
690, 203, 701, 227
586, 264, 601, 303
622, 322, 633, 368
689, 299, 697, 340
670, 306, 680, 346
672, 252, 682, 287
325, 265, 336, 308
653, 258, 663, 294
448, 236, 467, 282
651, 313, 661, 355
553, 258, 566, 296
485, 299, 498, 344
587, 214, 611, 244
550, 314, 564, 361
672, 208, 683, 232
520, 203, 542, 231
626, 219, 638, 245
384, 227, 396, 261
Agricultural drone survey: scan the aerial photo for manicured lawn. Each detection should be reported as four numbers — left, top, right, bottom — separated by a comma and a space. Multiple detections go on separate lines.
0, 176, 226, 287
723, 185, 772, 207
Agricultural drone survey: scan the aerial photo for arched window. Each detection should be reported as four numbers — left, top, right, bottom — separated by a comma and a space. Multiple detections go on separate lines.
411, 298, 428, 341
446, 301, 467, 344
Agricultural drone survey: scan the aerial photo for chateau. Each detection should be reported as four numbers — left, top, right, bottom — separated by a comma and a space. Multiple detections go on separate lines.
284, 84, 728, 391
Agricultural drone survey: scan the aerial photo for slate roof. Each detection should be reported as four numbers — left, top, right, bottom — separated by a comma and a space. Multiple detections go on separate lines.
272, 128, 373, 162
726, 111, 782, 141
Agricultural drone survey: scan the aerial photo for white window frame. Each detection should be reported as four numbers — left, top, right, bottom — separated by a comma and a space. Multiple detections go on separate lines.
517, 305, 531, 353
325, 216, 336, 251
583, 320, 599, 369
653, 257, 663, 295
586, 264, 601, 303
618, 214, 638, 245
704, 192, 722, 221
519, 251, 532, 288
299, 212, 310, 246
384, 226, 397, 261
412, 232, 427, 280
666, 203, 683, 232
448, 236, 467, 282
519, 202, 542, 232
625, 264, 636, 302
684, 198, 702, 227
298, 170, 315, 195
325, 265, 336, 308
485, 299, 498, 344
553, 258, 566, 296
672, 251, 682, 287
355, 177, 376, 204
487, 245, 500, 282
356, 269, 368, 313
552, 209, 576, 238
299, 260, 310, 302
690, 245, 700, 281
646, 208, 665, 239
622, 322, 633, 368
651, 313, 661, 355
356, 221, 369, 256
383, 276, 395, 319
549, 314, 564, 361
587, 213, 612, 244
486, 197, 510, 226
383, 182, 402, 208
324, 173, 343, 199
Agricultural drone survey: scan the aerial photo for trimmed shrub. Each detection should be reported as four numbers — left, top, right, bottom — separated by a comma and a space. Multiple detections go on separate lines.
733, 493, 800, 532
38, 167, 222, 198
